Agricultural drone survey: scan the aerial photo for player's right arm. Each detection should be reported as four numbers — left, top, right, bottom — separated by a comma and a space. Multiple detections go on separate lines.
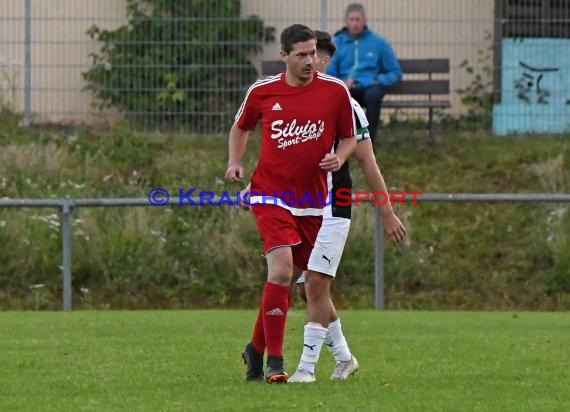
226, 124, 249, 182
225, 82, 262, 182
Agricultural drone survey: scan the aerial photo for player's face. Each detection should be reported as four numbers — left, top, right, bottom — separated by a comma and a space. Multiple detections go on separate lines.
313, 52, 331, 74
346, 11, 366, 37
282, 39, 316, 83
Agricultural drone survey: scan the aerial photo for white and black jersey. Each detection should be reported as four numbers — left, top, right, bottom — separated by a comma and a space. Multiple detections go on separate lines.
331, 98, 371, 219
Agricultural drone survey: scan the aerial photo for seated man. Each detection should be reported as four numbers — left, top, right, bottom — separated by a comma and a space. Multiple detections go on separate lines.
327, 3, 402, 147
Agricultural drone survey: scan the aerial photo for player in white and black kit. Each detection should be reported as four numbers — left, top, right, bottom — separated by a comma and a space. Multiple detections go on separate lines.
288, 30, 407, 383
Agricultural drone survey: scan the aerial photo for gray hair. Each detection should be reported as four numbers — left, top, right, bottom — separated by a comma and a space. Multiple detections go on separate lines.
345, 3, 366, 19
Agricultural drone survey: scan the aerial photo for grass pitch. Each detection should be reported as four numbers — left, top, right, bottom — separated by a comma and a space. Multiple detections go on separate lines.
1, 310, 569, 411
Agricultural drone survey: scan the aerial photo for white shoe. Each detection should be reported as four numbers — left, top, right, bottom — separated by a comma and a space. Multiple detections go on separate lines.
330, 356, 359, 380
288, 368, 316, 383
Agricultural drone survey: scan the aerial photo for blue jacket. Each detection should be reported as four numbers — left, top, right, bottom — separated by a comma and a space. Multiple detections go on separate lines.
327, 27, 402, 89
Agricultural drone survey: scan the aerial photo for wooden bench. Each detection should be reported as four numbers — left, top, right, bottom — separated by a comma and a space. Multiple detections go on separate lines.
261, 58, 451, 141
383, 59, 451, 141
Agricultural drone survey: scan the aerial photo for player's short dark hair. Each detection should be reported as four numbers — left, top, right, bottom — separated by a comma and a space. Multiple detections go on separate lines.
314, 30, 336, 57
280, 24, 316, 54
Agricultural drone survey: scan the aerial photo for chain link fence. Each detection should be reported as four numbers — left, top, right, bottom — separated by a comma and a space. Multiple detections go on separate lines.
0, 0, 569, 134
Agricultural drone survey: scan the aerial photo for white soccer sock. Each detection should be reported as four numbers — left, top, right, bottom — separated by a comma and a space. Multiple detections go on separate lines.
298, 322, 328, 374
324, 318, 352, 362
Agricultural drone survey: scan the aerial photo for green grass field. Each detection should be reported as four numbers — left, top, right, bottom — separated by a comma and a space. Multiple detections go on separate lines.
1, 310, 569, 411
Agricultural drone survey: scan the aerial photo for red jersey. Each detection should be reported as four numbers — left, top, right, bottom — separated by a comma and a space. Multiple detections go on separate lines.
235, 71, 355, 216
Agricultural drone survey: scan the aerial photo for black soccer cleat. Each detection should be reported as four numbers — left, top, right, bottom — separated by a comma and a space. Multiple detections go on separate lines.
265, 355, 288, 384
242, 342, 264, 382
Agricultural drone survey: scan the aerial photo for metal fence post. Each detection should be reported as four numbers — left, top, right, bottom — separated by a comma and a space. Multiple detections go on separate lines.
23, 0, 32, 125
61, 200, 73, 311
374, 206, 385, 309
320, 0, 328, 31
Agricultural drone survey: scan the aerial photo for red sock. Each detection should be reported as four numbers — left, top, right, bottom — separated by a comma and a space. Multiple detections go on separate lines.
262, 282, 289, 357
251, 304, 265, 354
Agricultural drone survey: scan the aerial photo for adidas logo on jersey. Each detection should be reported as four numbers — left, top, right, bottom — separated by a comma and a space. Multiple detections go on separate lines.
265, 308, 284, 316
271, 102, 283, 111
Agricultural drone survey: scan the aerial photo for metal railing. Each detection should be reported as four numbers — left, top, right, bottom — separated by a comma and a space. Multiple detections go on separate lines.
2, 193, 570, 311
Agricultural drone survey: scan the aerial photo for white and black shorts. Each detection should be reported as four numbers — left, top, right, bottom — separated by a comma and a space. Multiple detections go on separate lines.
297, 216, 351, 283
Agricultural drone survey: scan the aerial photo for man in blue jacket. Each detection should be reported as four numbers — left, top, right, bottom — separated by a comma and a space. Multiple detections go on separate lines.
327, 3, 402, 147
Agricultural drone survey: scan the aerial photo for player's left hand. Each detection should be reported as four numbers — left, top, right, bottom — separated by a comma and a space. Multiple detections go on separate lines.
238, 182, 252, 211
383, 213, 407, 246
319, 153, 343, 172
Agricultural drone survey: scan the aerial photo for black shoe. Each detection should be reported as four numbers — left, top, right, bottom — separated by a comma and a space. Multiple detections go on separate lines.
242, 342, 264, 382
265, 355, 288, 384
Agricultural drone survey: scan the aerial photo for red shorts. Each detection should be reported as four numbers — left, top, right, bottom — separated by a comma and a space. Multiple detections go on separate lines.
251, 205, 323, 271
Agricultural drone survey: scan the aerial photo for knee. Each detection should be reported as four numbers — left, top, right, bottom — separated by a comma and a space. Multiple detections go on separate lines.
267, 259, 293, 286
305, 272, 331, 301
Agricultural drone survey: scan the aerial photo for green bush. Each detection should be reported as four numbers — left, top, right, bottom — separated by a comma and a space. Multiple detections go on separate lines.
83, 0, 274, 133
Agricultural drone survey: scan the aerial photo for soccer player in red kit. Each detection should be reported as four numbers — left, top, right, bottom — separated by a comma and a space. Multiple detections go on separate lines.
225, 24, 356, 383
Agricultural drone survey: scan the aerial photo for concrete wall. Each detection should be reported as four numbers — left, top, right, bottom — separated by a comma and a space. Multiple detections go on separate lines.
0, 0, 126, 123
